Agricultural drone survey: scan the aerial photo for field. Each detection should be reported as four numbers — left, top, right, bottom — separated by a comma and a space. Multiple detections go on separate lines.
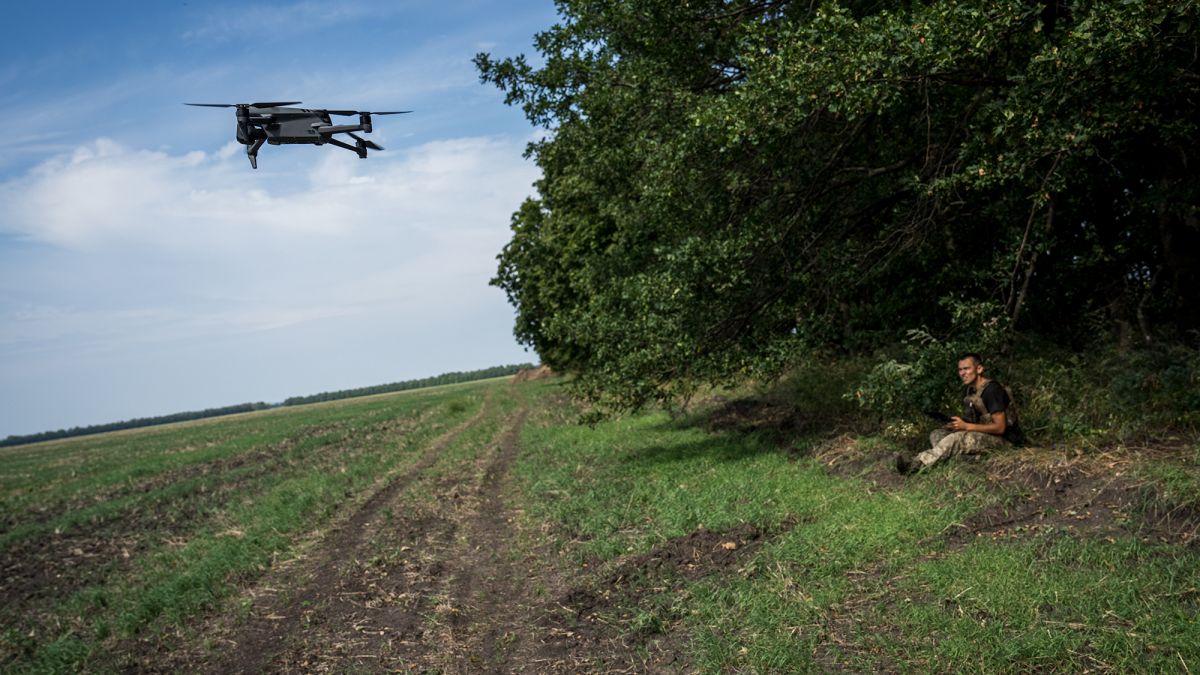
2, 376, 1198, 672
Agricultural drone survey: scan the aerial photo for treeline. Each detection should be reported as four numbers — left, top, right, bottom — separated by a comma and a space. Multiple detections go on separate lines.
281, 363, 536, 406
477, 0, 1200, 413
0, 402, 272, 448
2, 363, 538, 448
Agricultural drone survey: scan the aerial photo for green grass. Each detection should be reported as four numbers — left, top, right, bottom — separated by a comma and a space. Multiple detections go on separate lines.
880, 537, 1199, 671
514, 380, 1200, 672
0, 382, 493, 672
4, 376, 1197, 672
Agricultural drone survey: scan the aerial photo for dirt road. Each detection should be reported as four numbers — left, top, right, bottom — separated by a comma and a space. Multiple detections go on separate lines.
153, 386, 645, 673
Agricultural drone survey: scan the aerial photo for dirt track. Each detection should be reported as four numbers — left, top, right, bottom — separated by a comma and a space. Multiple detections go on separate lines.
145, 387, 650, 673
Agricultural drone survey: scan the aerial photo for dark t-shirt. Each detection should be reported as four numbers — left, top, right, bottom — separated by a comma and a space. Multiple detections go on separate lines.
964, 381, 1025, 445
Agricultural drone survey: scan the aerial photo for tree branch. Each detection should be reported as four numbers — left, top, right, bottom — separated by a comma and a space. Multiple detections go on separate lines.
1011, 201, 1054, 331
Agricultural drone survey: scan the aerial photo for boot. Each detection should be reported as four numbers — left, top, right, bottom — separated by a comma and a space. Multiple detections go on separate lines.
895, 453, 920, 475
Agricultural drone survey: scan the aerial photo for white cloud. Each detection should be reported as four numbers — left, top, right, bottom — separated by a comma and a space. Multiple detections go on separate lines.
2, 133, 534, 245
0, 133, 539, 358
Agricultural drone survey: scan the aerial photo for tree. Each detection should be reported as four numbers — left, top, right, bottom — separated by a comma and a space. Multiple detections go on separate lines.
478, 0, 1200, 410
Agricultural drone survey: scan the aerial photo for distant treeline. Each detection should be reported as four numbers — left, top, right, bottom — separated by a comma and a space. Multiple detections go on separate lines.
1, 363, 537, 448
0, 402, 273, 448
280, 363, 535, 406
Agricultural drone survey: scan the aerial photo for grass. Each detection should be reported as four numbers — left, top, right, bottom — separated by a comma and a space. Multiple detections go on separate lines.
3, 374, 1197, 672
514, 380, 1200, 672
0, 382, 492, 672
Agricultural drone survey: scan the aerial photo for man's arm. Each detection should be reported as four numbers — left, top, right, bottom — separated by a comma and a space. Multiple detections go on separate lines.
947, 411, 1007, 435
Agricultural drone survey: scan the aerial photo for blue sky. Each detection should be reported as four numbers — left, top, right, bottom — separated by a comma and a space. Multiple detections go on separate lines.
0, 1, 556, 436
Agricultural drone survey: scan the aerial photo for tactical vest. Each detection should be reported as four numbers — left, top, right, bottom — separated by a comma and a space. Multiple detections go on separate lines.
963, 380, 1019, 429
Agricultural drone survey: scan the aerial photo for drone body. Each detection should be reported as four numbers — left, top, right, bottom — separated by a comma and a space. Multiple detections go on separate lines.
185, 102, 411, 168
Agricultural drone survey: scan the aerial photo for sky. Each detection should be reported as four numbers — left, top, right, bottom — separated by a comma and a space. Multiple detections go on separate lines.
0, 1, 558, 437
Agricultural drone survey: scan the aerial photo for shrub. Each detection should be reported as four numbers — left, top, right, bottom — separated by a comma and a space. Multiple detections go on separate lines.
850, 299, 1012, 442
852, 310, 1199, 447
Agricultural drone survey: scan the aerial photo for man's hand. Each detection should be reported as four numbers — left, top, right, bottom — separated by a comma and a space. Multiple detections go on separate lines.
946, 416, 968, 431
947, 412, 1006, 435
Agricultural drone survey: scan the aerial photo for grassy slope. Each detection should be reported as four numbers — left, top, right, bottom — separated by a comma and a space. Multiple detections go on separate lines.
2, 376, 1197, 672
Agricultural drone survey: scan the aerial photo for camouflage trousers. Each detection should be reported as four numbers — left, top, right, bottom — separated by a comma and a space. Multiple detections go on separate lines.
916, 429, 1007, 469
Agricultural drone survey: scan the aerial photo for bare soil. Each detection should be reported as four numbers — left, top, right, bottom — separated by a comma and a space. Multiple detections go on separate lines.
944, 462, 1200, 548
511, 365, 555, 383
169, 399, 500, 673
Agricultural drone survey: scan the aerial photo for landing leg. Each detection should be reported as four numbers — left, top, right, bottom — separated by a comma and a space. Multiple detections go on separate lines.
246, 137, 265, 169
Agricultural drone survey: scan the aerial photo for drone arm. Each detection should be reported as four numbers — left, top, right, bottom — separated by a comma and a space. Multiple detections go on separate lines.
325, 137, 367, 159
315, 123, 367, 135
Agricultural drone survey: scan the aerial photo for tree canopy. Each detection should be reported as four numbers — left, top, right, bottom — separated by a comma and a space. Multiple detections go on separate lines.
477, 0, 1200, 410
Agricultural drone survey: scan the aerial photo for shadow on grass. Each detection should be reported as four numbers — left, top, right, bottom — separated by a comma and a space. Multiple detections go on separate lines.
647, 394, 872, 457
621, 423, 789, 467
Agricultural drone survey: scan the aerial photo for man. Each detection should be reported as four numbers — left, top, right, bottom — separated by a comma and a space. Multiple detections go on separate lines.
896, 353, 1023, 474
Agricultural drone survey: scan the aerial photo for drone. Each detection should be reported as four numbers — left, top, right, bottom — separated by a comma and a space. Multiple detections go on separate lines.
185, 101, 411, 168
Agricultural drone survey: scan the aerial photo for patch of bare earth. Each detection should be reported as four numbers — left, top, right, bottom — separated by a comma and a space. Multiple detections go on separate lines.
947, 450, 1200, 548
511, 365, 554, 382
810, 433, 908, 489
546, 523, 771, 673
416, 409, 536, 672
394, 395, 686, 673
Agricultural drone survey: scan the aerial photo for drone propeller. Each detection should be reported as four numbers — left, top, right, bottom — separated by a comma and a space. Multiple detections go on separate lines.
184, 101, 302, 108
324, 109, 413, 116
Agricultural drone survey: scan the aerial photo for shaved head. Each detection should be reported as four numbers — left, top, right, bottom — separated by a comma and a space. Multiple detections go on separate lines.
959, 352, 983, 367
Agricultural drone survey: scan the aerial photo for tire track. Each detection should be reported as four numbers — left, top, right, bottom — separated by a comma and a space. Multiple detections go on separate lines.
252, 389, 534, 673
198, 391, 497, 674
419, 394, 667, 674
427, 405, 530, 672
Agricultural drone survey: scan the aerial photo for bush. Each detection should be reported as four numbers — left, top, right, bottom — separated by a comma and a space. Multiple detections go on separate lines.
850, 299, 1012, 442
1014, 342, 1200, 444
847, 294, 1200, 447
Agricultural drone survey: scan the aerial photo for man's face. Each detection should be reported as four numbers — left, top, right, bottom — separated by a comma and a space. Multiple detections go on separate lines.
957, 357, 983, 386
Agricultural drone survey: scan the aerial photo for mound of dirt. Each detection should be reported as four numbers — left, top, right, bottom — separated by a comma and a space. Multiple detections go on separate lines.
947, 464, 1200, 547
512, 365, 554, 382
559, 523, 768, 622
535, 523, 772, 671
808, 434, 908, 489
611, 523, 766, 584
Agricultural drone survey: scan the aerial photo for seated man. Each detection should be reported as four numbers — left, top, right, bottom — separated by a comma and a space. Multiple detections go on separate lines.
897, 353, 1023, 474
